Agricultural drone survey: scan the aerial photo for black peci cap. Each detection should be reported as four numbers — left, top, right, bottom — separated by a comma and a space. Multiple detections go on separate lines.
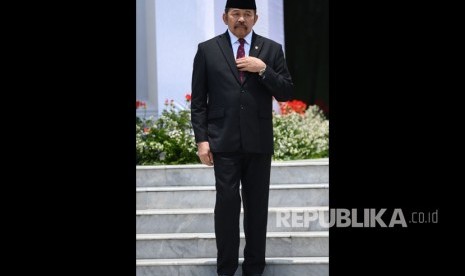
225, 0, 256, 10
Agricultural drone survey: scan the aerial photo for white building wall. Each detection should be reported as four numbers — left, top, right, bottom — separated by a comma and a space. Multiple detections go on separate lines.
137, 0, 284, 118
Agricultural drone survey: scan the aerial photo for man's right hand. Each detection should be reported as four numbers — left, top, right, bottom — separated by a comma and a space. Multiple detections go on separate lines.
197, 141, 214, 166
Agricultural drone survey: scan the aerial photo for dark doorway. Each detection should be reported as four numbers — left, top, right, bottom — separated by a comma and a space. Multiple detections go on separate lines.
284, 0, 329, 116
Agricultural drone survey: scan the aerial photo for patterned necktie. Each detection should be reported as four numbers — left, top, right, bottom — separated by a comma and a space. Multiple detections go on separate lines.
236, 38, 245, 82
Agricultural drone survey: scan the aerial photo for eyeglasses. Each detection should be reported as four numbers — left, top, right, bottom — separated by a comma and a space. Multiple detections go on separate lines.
229, 11, 255, 20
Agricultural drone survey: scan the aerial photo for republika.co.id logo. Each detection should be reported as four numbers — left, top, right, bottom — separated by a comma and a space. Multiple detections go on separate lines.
276, 208, 439, 228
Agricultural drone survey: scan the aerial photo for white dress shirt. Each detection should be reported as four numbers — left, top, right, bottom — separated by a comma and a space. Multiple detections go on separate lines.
228, 29, 253, 58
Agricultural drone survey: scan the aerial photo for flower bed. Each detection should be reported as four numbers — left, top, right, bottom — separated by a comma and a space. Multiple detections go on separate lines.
136, 98, 328, 165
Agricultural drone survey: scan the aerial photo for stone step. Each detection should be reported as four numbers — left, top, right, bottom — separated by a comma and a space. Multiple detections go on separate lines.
136, 231, 328, 259
136, 257, 329, 276
136, 207, 329, 234
136, 184, 329, 210
136, 159, 329, 187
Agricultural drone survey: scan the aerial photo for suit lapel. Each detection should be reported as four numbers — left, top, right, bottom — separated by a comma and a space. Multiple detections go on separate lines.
249, 32, 264, 59
216, 31, 265, 85
244, 32, 264, 84
217, 31, 241, 84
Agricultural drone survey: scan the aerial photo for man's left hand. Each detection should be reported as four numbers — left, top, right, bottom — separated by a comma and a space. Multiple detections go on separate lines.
236, 57, 266, 73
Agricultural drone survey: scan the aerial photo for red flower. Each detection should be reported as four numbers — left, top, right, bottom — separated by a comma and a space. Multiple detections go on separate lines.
279, 100, 307, 115
136, 100, 147, 109
185, 93, 192, 102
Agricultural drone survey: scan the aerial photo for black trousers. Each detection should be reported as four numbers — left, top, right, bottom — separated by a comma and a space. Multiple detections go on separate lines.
212, 152, 272, 275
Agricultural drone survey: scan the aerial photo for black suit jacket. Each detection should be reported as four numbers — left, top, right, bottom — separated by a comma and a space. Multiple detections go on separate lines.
191, 31, 294, 154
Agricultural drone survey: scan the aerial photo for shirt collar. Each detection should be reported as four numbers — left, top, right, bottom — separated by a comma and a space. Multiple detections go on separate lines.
228, 29, 253, 45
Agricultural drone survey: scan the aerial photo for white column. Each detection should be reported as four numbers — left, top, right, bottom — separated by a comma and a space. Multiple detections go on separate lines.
214, 0, 226, 35
136, 0, 158, 118
266, 0, 285, 52
154, 0, 215, 114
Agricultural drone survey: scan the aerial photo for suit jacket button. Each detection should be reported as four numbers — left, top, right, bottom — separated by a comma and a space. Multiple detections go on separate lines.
241, 89, 245, 93
240, 105, 244, 110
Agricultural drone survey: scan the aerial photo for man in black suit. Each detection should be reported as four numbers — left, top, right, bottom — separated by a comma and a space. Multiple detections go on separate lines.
191, 0, 293, 275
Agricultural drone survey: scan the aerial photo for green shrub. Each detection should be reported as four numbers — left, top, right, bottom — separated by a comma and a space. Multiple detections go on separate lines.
136, 102, 328, 165
136, 105, 197, 165
273, 105, 329, 160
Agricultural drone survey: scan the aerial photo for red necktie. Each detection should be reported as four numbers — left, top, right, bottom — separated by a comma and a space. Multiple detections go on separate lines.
236, 38, 245, 82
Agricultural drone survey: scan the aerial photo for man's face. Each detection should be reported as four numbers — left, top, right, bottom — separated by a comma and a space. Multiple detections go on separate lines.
223, 8, 258, 38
